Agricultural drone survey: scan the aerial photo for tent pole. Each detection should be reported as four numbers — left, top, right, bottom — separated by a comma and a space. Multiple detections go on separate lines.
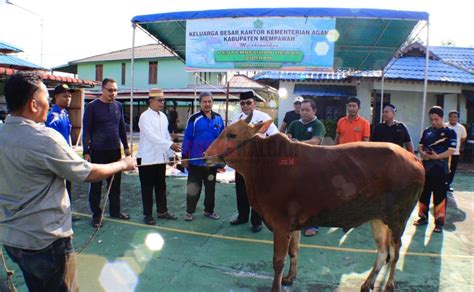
420, 20, 430, 138
225, 81, 230, 126
380, 70, 385, 123
194, 73, 198, 114
130, 23, 136, 154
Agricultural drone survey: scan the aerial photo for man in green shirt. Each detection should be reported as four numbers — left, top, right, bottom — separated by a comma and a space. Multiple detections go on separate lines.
287, 99, 325, 145
286, 99, 325, 236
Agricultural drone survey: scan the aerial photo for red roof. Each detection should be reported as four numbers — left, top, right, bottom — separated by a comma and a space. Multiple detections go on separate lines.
0, 67, 98, 87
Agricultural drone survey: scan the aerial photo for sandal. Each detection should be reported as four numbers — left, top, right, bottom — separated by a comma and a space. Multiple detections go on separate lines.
157, 212, 177, 220
413, 218, 428, 226
184, 213, 193, 221
111, 213, 131, 220
433, 225, 443, 233
203, 211, 220, 220
144, 216, 156, 225
304, 227, 319, 237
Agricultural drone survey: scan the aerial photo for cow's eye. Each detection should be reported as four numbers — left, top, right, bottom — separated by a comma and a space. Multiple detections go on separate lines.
226, 133, 237, 139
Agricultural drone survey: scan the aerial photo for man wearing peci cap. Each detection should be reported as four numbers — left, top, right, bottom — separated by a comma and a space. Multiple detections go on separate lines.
279, 96, 303, 132
137, 88, 181, 225
46, 84, 81, 221
371, 104, 414, 153
229, 91, 279, 233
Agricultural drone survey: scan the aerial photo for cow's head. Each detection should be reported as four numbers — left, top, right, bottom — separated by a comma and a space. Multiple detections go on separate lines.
205, 111, 273, 166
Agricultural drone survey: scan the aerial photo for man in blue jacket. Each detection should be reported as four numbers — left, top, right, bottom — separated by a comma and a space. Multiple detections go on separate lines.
182, 92, 224, 221
46, 84, 80, 221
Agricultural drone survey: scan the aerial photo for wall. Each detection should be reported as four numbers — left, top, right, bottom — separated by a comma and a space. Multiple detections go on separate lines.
276, 79, 469, 149
77, 58, 222, 90
277, 82, 295, 128
276, 81, 372, 128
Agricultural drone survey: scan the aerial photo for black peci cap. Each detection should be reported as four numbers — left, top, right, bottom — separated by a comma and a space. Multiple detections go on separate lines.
240, 91, 257, 101
53, 84, 74, 96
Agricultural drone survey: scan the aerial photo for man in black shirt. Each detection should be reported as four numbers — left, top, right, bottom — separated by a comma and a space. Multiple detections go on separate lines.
279, 96, 303, 132
414, 106, 456, 233
371, 104, 414, 153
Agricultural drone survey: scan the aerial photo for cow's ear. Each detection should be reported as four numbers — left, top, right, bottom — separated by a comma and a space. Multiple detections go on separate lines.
253, 119, 273, 134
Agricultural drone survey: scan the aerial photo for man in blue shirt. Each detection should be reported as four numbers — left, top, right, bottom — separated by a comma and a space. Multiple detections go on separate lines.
46, 84, 80, 221
182, 92, 224, 221
46, 84, 73, 145
414, 106, 456, 233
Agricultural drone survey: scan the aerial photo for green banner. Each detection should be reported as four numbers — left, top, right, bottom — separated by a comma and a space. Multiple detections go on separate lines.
215, 50, 303, 62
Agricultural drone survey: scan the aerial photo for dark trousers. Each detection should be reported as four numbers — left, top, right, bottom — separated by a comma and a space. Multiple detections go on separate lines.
4, 237, 78, 292
235, 172, 262, 226
138, 160, 168, 216
448, 155, 460, 186
66, 180, 73, 207
89, 149, 122, 219
186, 165, 217, 214
418, 175, 448, 226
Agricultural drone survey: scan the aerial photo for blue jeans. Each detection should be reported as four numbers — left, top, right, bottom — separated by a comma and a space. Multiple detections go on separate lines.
4, 237, 78, 292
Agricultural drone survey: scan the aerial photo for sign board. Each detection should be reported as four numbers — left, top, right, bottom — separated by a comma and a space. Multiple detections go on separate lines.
186, 17, 336, 71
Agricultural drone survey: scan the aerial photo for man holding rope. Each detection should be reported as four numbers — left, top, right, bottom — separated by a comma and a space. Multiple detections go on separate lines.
0, 72, 136, 291
137, 88, 181, 225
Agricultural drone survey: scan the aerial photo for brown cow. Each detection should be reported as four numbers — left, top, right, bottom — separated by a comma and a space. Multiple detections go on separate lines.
205, 113, 425, 292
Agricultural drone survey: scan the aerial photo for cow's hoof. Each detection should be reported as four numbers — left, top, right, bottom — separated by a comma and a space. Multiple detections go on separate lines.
360, 284, 372, 292
383, 282, 395, 292
281, 277, 294, 286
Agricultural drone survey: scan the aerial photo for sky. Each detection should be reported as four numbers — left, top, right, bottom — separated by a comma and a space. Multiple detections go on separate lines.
0, 0, 472, 69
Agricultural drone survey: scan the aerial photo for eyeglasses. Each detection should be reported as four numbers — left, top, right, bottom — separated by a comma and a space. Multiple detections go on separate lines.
293, 102, 301, 105
103, 87, 118, 93
240, 100, 253, 106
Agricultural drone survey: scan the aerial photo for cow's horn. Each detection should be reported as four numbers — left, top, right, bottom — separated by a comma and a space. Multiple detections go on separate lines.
244, 110, 253, 124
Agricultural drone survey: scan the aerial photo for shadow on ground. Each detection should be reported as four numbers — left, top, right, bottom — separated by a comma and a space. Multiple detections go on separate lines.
2, 170, 473, 291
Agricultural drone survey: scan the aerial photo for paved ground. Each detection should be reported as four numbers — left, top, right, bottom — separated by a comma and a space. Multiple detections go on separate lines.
2, 165, 473, 291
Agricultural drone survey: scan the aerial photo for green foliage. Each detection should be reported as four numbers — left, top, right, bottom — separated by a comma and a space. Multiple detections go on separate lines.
322, 119, 337, 139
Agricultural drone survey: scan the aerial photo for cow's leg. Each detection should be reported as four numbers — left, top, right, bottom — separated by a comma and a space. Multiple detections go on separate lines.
384, 226, 403, 292
282, 230, 300, 286
361, 219, 389, 292
272, 230, 291, 292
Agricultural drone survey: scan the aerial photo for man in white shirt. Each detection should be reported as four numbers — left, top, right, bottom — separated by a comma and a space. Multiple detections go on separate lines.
229, 91, 278, 233
137, 88, 181, 225
446, 110, 467, 191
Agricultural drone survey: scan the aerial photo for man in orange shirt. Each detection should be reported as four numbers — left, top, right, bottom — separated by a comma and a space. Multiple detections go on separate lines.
335, 97, 370, 144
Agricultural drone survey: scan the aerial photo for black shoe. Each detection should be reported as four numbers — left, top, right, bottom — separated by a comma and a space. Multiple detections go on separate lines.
230, 217, 248, 225
110, 212, 131, 220
448, 187, 454, 192
91, 217, 103, 228
251, 224, 262, 233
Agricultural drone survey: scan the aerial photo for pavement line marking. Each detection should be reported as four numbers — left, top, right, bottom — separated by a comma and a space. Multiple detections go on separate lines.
73, 212, 473, 260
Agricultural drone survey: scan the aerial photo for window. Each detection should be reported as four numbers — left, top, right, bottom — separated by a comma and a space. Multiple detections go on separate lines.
371, 92, 391, 124
436, 94, 444, 108
95, 64, 103, 82
121, 63, 126, 85
149, 61, 157, 84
